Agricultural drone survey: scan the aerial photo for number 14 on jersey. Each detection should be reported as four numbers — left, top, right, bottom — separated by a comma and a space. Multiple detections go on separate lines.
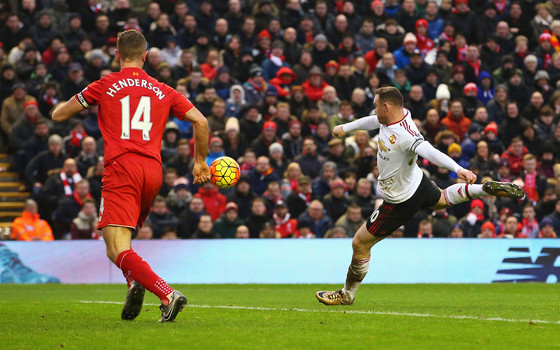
119, 95, 153, 141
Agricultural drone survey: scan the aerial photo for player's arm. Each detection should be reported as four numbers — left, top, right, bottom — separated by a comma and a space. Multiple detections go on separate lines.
332, 114, 380, 137
51, 97, 86, 122
183, 107, 211, 184
413, 141, 477, 184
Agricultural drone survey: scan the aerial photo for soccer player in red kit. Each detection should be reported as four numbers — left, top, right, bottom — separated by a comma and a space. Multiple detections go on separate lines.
52, 30, 211, 323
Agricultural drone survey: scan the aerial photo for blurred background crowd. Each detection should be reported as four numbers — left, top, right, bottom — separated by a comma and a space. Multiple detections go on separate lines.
2, 0, 560, 241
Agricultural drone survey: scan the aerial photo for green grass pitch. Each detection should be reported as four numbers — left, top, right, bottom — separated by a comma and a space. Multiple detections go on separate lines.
1, 284, 559, 350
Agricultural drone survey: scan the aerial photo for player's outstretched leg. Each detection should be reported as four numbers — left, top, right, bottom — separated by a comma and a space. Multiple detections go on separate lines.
158, 291, 188, 323
316, 223, 383, 305
122, 281, 145, 320
439, 181, 525, 209
482, 181, 525, 199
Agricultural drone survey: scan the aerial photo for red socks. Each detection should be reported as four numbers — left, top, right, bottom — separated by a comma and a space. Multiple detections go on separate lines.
116, 250, 174, 304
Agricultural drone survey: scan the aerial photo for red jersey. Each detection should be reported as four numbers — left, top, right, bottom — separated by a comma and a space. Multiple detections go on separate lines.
75, 67, 195, 165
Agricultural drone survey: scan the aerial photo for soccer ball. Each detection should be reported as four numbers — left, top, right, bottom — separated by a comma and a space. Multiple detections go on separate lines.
210, 156, 241, 189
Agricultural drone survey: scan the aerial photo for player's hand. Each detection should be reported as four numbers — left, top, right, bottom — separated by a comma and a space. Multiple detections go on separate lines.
193, 162, 211, 184
457, 168, 477, 184
332, 125, 346, 138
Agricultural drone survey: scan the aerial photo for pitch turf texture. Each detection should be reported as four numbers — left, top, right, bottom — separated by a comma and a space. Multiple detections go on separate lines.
1, 284, 558, 350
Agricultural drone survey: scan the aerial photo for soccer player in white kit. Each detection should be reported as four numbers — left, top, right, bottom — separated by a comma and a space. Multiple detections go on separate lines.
316, 87, 525, 305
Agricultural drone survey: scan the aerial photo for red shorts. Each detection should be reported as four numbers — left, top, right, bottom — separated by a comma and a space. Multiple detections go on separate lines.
97, 153, 162, 230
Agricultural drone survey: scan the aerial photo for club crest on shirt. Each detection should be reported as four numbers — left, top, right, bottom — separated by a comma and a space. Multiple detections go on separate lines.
133, 72, 139, 76
389, 135, 396, 144
378, 139, 389, 152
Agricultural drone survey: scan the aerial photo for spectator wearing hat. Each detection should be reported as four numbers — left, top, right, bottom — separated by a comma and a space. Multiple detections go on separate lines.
302, 65, 330, 102
478, 221, 496, 238
327, 137, 352, 173
322, 179, 350, 222
50, 47, 73, 83
539, 217, 558, 238
393, 0, 419, 33
250, 120, 280, 157
62, 13, 87, 54
239, 105, 263, 142
249, 156, 280, 196
269, 67, 297, 98
521, 54, 539, 88
30, 12, 57, 52
213, 202, 244, 239
459, 199, 487, 238
254, 29, 273, 64
14, 45, 39, 81
446, 142, 469, 173
271, 200, 297, 238
310, 34, 336, 70
61, 63, 89, 100
537, 145, 556, 179
244, 64, 267, 106
193, 181, 227, 222
394, 33, 418, 69
9, 100, 43, 151
262, 40, 290, 81
432, 49, 453, 85
492, 55, 521, 86
448, 64, 467, 100
223, 117, 245, 161
534, 70, 553, 102
453, 0, 475, 42
206, 136, 226, 166
441, 100, 471, 142
461, 82, 483, 119
413, 19, 434, 56
1, 83, 36, 136
476, 71, 495, 106
404, 48, 429, 86
164, 178, 192, 218
473, 3, 499, 45
268, 142, 286, 176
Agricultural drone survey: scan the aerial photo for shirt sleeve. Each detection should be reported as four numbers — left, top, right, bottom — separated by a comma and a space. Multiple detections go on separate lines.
74, 79, 104, 109
170, 89, 195, 120
341, 114, 381, 132
414, 141, 464, 173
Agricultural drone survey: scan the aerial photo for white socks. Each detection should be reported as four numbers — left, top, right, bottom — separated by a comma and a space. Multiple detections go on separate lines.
443, 184, 486, 205
342, 257, 370, 300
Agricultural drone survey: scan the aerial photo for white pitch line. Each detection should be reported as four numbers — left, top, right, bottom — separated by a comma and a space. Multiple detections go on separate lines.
78, 300, 560, 325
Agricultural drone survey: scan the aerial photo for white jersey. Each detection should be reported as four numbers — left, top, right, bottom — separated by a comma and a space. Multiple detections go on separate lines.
343, 108, 425, 204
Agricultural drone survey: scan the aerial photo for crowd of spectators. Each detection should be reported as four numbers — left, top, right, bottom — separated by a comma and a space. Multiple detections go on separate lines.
3, 0, 560, 241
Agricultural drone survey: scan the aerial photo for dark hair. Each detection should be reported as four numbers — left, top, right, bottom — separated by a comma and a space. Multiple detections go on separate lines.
375, 86, 404, 107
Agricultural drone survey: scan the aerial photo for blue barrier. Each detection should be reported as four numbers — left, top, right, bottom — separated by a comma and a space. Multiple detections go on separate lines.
3, 239, 559, 284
